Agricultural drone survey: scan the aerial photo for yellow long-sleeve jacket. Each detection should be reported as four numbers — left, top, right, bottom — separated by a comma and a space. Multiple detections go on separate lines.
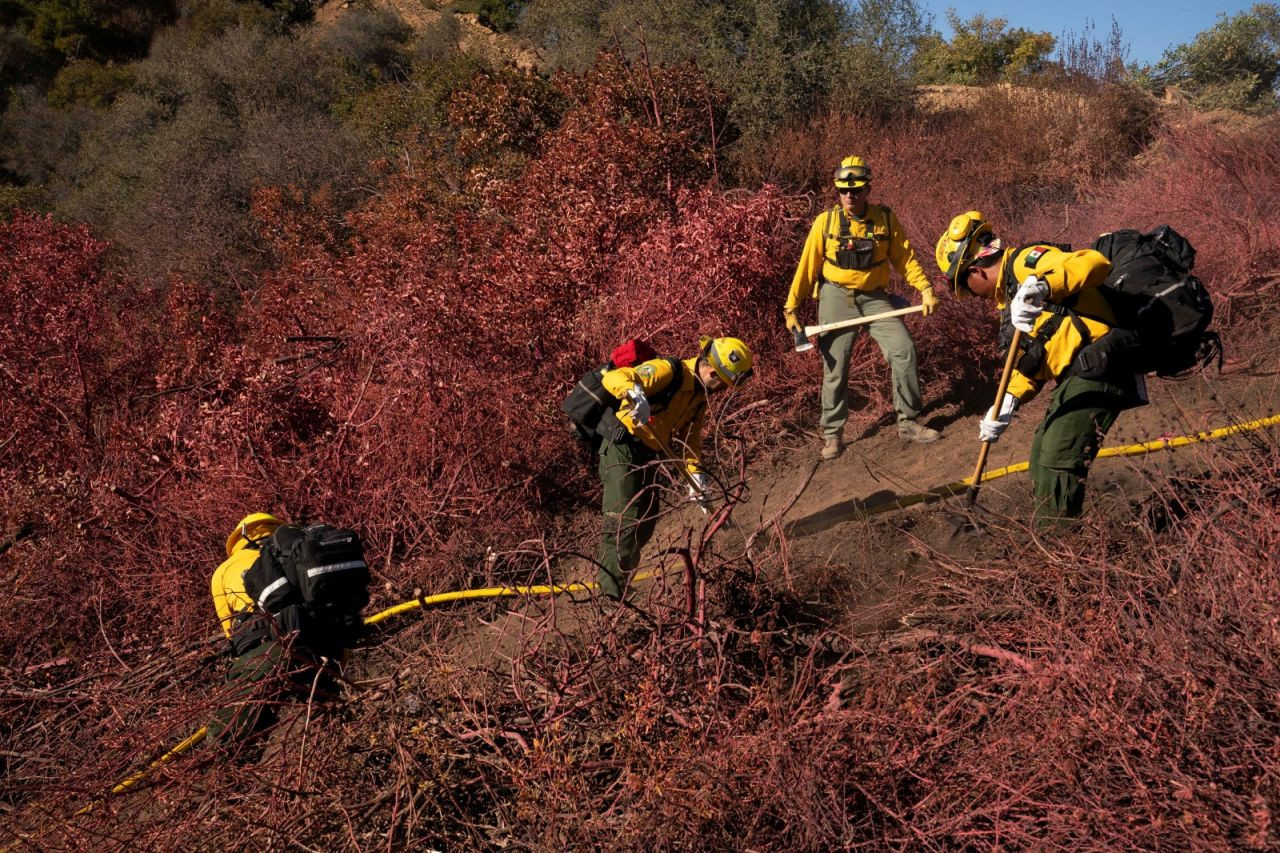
1000, 245, 1116, 401
601, 356, 707, 475
211, 515, 281, 640
784, 204, 933, 310
211, 544, 258, 641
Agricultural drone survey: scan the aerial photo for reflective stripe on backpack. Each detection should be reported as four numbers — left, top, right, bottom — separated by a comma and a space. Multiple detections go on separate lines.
256, 575, 291, 610
306, 559, 368, 578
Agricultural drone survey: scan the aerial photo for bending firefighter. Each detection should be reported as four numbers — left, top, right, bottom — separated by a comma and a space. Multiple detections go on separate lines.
936, 211, 1147, 528
784, 155, 940, 460
209, 513, 370, 744
595, 336, 753, 599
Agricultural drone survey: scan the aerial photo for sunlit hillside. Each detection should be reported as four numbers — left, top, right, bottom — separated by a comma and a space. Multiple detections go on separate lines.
2, 2, 1279, 848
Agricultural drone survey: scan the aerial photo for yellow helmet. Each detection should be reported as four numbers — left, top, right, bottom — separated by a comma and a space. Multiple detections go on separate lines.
700, 336, 754, 387
833, 155, 871, 190
935, 210, 997, 294
225, 512, 283, 557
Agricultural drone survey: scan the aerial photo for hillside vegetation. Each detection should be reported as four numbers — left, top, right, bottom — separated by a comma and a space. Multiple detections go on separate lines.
2, 1, 1280, 849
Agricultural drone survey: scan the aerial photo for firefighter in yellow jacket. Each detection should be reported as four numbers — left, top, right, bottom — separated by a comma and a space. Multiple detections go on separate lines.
784, 155, 941, 460
595, 336, 753, 599
936, 211, 1147, 527
208, 513, 349, 743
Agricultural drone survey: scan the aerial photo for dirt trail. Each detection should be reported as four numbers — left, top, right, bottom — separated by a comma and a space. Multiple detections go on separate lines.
440, 354, 1278, 671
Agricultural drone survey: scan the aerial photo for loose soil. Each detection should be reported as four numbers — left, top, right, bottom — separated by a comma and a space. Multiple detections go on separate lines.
431, 344, 1279, 676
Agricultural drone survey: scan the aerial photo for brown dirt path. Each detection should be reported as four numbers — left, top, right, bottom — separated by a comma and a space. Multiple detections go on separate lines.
438, 353, 1278, 674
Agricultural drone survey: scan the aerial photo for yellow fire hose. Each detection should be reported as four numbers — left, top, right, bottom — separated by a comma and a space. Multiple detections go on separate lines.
18, 410, 1278, 843
363, 579, 596, 627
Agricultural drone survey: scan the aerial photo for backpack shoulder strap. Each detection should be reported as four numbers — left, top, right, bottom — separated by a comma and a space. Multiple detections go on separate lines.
649, 357, 686, 410
877, 205, 893, 234
1043, 302, 1094, 347
826, 206, 855, 238
1001, 246, 1027, 297
268, 523, 304, 556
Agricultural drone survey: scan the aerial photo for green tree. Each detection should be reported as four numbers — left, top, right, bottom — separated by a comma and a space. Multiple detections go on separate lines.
1137, 3, 1280, 113
0, 0, 173, 108
913, 11, 1055, 84
453, 0, 527, 32
7, 24, 370, 285
829, 0, 927, 115
519, 0, 926, 148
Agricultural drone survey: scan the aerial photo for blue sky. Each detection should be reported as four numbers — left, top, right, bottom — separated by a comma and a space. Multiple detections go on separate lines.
925, 2, 1260, 66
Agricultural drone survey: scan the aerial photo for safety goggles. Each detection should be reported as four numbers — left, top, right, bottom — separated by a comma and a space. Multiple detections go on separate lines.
834, 164, 870, 186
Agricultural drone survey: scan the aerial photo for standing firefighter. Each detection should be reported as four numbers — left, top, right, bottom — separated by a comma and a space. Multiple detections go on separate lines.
595, 336, 753, 599
784, 155, 941, 460
209, 512, 370, 743
936, 211, 1148, 528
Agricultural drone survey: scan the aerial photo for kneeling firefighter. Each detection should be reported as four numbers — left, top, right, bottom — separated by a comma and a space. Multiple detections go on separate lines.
936, 211, 1148, 528
209, 512, 370, 743
594, 336, 753, 599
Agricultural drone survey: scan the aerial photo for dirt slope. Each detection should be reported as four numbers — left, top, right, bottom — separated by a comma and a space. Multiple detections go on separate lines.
314, 0, 540, 70
444, 344, 1277, 674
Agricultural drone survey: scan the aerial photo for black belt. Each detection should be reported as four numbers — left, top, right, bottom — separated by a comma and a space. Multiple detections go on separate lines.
228, 611, 273, 656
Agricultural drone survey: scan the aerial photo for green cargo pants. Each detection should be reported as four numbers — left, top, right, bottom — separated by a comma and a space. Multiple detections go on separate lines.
817, 284, 922, 436
596, 436, 660, 599
207, 636, 340, 745
1028, 375, 1133, 529
207, 638, 287, 744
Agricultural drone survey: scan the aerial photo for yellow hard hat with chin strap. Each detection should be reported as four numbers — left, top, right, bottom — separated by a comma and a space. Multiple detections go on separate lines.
833, 155, 871, 190
225, 512, 284, 557
935, 210, 999, 294
699, 336, 754, 387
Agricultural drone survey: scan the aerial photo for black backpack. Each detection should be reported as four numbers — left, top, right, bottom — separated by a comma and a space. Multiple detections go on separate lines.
240, 523, 371, 656
562, 340, 684, 451
1087, 226, 1222, 377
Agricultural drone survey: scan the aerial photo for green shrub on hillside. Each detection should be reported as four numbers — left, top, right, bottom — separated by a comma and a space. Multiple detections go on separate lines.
913, 11, 1055, 85
453, 0, 527, 32
320, 3, 416, 83
1136, 3, 1280, 114
46, 58, 136, 108
0, 180, 42, 217
1, 84, 93, 185
520, 0, 925, 148
0, 0, 171, 108
33, 25, 369, 285
339, 53, 484, 148
176, 0, 315, 40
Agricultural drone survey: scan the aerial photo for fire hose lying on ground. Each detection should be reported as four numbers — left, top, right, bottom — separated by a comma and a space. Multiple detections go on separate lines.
12, 410, 1280, 844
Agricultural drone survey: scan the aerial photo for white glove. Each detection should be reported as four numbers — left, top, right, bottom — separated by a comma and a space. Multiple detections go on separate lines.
978, 392, 1017, 443
1009, 276, 1049, 333
687, 472, 711, 513
626, 384, 650, 425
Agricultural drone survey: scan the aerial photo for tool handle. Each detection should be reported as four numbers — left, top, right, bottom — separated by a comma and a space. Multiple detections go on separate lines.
967, 328, 1024, 506
639, 424, 703, 493
803, 303, 925, 337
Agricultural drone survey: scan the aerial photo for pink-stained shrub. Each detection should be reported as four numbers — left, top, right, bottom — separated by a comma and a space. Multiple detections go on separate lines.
4, 54, 1280, 852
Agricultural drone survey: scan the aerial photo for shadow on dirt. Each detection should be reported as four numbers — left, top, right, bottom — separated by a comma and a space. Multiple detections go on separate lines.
784, 489, 901, 537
